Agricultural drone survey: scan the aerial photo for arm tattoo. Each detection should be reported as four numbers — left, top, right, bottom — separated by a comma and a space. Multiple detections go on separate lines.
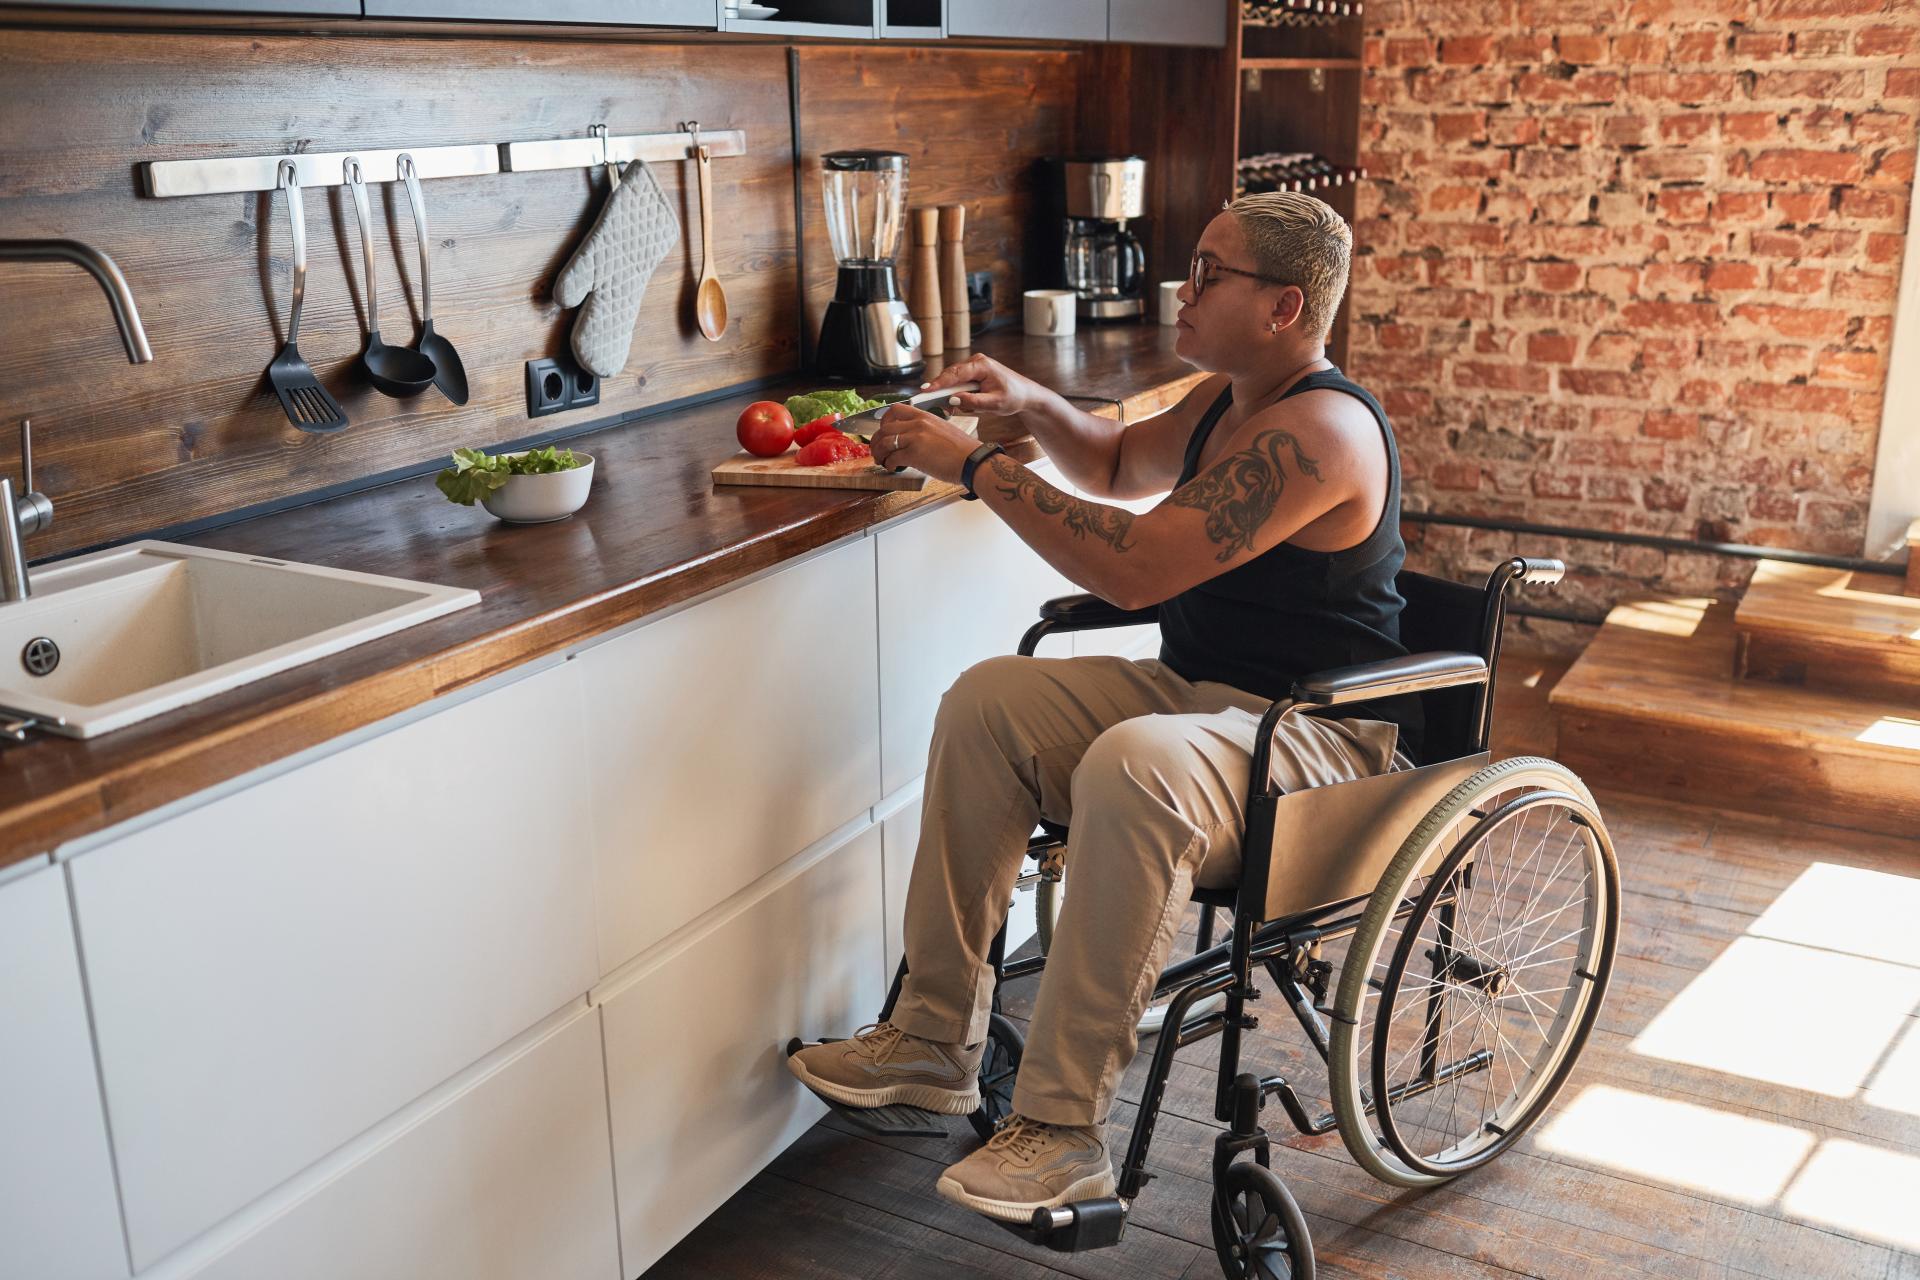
985, 454, 1137, 553
1164, 429, 1323, 562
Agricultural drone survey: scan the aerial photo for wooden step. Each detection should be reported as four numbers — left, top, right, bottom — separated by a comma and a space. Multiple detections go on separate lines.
1733, 558, 1920, 701
1549, 596, 1920, 838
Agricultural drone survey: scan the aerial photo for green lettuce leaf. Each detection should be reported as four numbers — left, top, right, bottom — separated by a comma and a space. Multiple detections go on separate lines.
436, 446, 582, 505
784, 388, 886, 428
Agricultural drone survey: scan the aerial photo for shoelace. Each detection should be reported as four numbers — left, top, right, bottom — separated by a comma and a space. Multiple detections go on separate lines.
851, 1020, 908, 1067
987, 1114, 1052, 1160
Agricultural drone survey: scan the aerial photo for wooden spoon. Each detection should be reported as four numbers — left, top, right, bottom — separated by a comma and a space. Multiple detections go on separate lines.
693, 143, 728, 341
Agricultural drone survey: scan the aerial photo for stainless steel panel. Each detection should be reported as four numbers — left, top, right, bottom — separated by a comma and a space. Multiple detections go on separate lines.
144, 144, 499, 199
1064, 158, 1147, 220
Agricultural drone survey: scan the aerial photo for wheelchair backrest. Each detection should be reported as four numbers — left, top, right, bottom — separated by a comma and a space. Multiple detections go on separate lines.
1395, 569, 1491, 765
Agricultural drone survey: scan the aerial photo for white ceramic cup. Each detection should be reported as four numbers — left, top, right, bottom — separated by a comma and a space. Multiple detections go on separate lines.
1158, 279, 1185, 326
1023, 289, 1077, 337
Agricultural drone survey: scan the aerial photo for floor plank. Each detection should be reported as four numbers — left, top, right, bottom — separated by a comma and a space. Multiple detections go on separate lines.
642, 647, 1920, 1279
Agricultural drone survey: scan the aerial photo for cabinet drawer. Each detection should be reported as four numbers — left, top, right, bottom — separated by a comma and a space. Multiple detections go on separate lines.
875, 488, 1072, 797
0, 864, 127, 1280
180, 1008, 617, 1280
600, 822, 886, 1275
71, 661, 599, 1268
578, 537, 881, 974
363, 0, 716, 22
947, 0, 1103, 39
1109, 0, 1227, 45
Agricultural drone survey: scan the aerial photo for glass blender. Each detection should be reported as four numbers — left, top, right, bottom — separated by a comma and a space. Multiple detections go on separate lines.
816, 150, 924, 382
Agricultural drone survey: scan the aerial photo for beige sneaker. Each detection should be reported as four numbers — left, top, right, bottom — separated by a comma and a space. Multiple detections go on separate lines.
935, 1114, 1117, 1222
787, 1021, 983, 1115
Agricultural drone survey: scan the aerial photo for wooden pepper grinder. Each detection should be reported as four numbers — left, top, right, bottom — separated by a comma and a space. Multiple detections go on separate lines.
939, 203, 970, 353
908, 207, 944, 359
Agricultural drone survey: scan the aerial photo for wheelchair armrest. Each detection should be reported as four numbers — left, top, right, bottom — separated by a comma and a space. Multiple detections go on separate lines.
1036, 593, 1159, 632
1290, 651, 1488, 708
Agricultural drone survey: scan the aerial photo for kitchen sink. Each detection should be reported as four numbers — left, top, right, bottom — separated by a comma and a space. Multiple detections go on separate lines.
0, 541, 481, 738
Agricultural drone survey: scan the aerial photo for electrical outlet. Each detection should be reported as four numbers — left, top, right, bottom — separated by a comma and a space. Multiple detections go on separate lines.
524, 353, 601, 418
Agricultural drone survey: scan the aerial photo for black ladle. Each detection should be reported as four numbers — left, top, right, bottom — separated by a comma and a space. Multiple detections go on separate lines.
397, 153, 470, 405
344, 156, 436, 398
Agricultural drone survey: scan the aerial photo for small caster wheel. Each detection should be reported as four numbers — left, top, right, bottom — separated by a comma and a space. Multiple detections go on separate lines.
1210, 1161, 1314, 1279
967, 1013, 1024, 1142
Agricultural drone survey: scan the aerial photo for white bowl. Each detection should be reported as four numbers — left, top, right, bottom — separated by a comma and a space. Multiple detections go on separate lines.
479, 452, 595, 524
734, 3, 779, 16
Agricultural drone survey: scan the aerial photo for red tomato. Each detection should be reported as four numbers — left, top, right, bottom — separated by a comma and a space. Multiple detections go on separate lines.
736, 401, 796, 457
793, 414, 845, 447
795, 435, 847, 467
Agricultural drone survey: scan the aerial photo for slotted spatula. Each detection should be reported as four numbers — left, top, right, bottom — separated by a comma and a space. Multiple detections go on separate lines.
266, 160, 348, 433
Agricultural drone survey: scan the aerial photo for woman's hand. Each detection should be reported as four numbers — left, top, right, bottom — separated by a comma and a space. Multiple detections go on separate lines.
920, 353, 1043, 418
869, 404, 984, 486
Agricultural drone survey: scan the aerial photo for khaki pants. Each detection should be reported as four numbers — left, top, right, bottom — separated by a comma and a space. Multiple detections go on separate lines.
888, 654, 1409, 1128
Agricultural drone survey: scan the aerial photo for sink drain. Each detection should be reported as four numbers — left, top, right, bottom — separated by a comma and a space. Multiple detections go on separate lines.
21, 637, 59, 677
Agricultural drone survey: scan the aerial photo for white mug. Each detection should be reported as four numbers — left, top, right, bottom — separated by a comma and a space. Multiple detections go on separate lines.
1158, 279, 1185, 326
1023, 289, 1077, 337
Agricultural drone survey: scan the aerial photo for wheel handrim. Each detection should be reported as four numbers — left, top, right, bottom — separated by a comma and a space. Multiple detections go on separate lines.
1353, 784, 1613, 1176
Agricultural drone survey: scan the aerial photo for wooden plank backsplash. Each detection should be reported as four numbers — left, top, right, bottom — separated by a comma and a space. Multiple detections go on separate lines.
0, 29, 1106, 560
0, 29, 802, 559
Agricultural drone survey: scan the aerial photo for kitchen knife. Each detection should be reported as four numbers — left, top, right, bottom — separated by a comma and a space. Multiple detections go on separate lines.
840, 380, 984, 434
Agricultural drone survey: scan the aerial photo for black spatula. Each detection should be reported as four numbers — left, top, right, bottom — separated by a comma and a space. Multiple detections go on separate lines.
266, 160, 348, 433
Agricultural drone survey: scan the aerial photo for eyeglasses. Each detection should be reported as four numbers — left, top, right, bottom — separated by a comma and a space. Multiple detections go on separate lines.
1188, 251, 1291, 300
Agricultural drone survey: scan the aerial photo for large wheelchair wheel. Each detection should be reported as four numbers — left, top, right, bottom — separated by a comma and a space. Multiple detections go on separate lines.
1210, 1161, 1314, 1279
1327, 757, 1619, 1187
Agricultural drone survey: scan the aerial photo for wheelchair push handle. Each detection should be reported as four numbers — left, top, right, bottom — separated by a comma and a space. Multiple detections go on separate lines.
1507, 556, 1564, 586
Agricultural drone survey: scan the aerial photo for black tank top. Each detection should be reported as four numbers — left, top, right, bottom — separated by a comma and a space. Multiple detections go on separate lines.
1156, 367, 1426, 763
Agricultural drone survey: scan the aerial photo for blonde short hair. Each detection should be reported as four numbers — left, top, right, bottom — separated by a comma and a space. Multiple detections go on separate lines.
1227, 192, 1352, 341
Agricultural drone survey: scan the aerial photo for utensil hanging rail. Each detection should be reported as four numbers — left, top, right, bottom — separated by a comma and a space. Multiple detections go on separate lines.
501, 126, 747, 174
143, 144, 500, 198
140, 127, 745, 199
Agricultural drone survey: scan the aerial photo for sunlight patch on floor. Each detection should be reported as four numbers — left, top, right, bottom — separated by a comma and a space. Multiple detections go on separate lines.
1629, 935, 1920, 1097
1779, 1139, 1920, 1251
1862, 1017, 1920, 1120
1608, 598, 1712, 638
1534, 1084, 1813, 1202
1855, 716, 1920, 752
1748, 862, 1920, 969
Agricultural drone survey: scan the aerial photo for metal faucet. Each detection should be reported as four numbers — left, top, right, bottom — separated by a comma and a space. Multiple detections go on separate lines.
0, 239, 155, 602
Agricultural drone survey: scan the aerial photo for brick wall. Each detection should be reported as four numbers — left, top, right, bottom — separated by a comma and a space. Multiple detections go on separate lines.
1349, 0, 1918, 644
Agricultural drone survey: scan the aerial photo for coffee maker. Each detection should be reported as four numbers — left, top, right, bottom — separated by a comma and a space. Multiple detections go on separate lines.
1059, 157, 1148, 320
815, 150, 924, 382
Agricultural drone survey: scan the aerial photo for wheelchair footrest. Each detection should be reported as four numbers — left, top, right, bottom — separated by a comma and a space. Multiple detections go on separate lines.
784, 1037, 951, 1139
989, 1197, 1129, 1253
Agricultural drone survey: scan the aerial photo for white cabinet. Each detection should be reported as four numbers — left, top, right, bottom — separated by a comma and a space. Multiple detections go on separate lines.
947, 0, 1104, 39
178, 1006, 618, 1280
876, 781, 923, 976
599, 822, 887, 1276
1108, 0, 1227, 45
874, 488, 1072, 798
70, 661, 599, 1269
578, 537, 882, 976
0, 863, 128, 1280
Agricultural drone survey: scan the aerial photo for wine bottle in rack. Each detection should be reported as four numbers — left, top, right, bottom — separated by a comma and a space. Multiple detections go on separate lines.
1235, 153, 1365, 196
1241, 0, 1362, 25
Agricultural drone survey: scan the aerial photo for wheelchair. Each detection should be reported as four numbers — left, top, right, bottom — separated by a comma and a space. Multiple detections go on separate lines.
788, 557, 1621, 1279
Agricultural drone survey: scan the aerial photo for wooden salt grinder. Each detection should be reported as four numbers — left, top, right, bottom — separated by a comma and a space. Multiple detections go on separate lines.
908, 207, 944, 358
939, 203, 970, 352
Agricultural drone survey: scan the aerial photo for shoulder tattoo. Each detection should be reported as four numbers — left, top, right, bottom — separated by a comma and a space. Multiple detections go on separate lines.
1165, 429, 1323, 562
986, 454, 1137, 553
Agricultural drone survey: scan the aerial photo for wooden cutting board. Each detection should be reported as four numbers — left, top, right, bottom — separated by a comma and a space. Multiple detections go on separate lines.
711, 450, 929, 491
711, 414, 977, 491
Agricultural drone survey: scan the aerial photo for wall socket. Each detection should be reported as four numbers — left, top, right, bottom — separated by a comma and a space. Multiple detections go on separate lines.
524, 353, 601, 419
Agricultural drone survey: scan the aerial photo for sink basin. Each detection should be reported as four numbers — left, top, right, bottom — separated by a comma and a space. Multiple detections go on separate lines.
0, 541, 481, 738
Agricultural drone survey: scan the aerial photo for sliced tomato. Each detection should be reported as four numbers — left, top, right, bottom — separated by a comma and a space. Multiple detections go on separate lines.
793, 414, 845, 447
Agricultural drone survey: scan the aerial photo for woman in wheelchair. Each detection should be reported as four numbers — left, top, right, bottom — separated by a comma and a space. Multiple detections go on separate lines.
787, 193, 1619, 1278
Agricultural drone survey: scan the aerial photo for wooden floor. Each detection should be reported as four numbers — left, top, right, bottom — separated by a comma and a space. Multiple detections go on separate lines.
644, 652, 1920, 1280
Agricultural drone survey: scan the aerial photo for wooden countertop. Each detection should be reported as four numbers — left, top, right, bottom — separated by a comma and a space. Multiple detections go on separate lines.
0, 324, 1205, 871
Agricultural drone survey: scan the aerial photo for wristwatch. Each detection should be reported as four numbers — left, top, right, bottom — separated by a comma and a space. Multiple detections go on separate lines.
960, 443, 1006, 501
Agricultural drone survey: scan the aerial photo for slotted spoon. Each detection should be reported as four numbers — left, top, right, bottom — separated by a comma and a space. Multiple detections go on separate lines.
265, 160, 348, 433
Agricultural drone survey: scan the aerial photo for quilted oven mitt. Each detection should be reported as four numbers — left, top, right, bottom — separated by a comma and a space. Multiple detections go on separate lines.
554, 158, 681, 378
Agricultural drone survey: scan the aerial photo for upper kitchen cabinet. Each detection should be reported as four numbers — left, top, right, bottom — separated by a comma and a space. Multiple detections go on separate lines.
722, 0, 878, 38
2, 0, 359, 13
1109, 0, 1226, 45
364, 0, 716, 22
881, 0, 940, 37
947, 0, 1103, 40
